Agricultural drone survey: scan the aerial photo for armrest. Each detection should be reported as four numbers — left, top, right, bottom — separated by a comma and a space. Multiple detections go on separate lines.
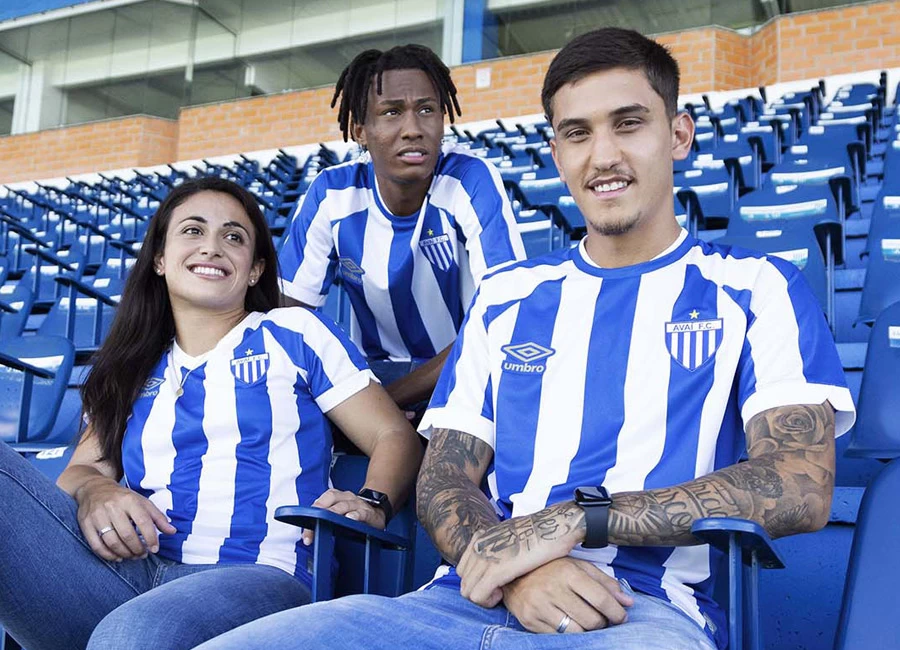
691, 517, 784, 569
0, 351, 55, 379
275, 504, 411, 602
23, 246, 78, 272
274, 505, 409, 550
53, 276, 120, 308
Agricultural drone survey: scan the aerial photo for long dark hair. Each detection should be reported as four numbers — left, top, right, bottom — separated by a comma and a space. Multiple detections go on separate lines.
81, 177, 281, 475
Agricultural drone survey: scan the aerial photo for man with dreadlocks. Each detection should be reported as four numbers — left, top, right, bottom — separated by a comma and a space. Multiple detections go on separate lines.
279, 44, 525, 416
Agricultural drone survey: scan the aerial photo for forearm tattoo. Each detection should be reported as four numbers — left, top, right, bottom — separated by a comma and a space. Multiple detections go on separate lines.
609, 403, 835, 546
470, 502, 586, 562
416, 429, 498, 565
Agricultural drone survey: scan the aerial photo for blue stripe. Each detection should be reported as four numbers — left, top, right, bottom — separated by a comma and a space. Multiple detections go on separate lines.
439, 152, 517, 268
121, 356, 168, 499
164, 364, 209, 560
219, 336, 274, 563
422, 204, 463, 328
279, 176, 332, 296
335, 208, 384, 359
552, 276, 639, 505
428, 289, 481, 411
493, 277, 563, 508
388, 217, 436, 359
785, 272, 847, 387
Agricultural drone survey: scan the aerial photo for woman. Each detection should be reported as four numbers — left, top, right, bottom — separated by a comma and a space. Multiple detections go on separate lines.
0, 177, 422, 650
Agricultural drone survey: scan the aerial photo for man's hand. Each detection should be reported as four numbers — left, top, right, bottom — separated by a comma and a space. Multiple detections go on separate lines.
456, 501, 586, 607
503, 558, 633, 633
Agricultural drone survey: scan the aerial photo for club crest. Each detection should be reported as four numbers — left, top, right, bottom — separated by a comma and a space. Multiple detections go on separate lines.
665, 311, 723, 371
339, 257, 365, 286
231, 348, 270, 384
501, 342, 555, 375
419, 228, 455, 272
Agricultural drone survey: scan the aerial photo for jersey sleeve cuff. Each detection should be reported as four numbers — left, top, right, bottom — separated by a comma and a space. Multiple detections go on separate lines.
316, 369, 379, 413
279, 278, 328, 308
741, 382, 857, 438
418, 407, 495, 448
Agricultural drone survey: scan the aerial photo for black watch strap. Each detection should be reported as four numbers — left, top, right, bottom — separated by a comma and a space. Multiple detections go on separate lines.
357, 488, 393, 524
581, 500, 610, 549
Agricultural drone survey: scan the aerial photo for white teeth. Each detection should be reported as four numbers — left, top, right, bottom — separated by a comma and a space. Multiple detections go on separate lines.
593, 181, 628, 193
401, 152, 425, 158
191, 266, 225, 277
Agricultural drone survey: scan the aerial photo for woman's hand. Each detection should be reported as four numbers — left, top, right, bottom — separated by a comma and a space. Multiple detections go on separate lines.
75, 477, 177, 562
301, 488, 386, 546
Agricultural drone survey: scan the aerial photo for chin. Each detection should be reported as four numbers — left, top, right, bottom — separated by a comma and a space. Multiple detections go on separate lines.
587, 215, 641, 237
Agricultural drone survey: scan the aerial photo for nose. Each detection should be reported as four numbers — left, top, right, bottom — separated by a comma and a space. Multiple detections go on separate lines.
590, 129, 624, 172
198, 233, 223, 257
400, 110, 424, 140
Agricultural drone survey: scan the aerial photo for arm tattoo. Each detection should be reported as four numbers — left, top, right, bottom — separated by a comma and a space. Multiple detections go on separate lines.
470, 502, 585, 562
416, 429, 498, 565
609, 403, 835, 546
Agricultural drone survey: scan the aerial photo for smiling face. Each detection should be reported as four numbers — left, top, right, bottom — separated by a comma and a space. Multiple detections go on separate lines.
353, 68, 445, 215
155, 190, 265, 315
549, 67, 693, 246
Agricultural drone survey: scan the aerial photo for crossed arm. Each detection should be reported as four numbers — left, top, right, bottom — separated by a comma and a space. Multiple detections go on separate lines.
417, 402, 835, 610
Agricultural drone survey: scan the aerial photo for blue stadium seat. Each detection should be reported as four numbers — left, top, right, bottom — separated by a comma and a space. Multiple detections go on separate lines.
692, 518, 785, 650
274, 454, 418, 602
0, 335, 75, 453
37, 277, 123, 358
856, 224, 900, 325
833, 457, 900, 649
845, 300, 900, 459
0, 284, 34, 340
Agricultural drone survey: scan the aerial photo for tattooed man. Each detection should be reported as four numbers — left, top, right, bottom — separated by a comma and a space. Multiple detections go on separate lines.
198, 27, 855, 650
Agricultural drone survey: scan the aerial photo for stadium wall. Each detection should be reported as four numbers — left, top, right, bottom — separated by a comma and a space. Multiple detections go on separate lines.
1, 0, 899, 183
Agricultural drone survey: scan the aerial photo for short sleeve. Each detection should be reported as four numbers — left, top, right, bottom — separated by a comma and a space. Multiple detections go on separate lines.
278, 175, 337, 307
266, 308, 377, 413
452, 158, 526, 284
418, 287, 496, 446
737, 261, 856, 436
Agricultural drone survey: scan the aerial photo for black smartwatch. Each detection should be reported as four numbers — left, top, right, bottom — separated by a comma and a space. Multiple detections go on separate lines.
574, 486, 612, 549
357, 488, 393, 524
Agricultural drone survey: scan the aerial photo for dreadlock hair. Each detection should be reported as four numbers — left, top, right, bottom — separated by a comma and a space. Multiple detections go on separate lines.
331, 44, 462, 142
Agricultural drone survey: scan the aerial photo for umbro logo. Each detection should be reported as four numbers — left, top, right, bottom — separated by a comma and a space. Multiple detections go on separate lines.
139, 376, 165, 398
339, 257, 365, 286
501, 342, 555, 374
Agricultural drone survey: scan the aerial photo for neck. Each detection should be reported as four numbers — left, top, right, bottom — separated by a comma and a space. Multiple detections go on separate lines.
583, 217, 682, 268
376, 173, 431, 217
172, 303, 248, 356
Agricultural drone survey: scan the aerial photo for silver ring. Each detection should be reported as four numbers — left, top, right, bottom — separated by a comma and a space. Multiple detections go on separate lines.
98, 526, 114, 536
556, 614, 571, 634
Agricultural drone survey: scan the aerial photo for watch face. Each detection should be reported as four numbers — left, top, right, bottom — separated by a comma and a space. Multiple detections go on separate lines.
575, 486, 611, 505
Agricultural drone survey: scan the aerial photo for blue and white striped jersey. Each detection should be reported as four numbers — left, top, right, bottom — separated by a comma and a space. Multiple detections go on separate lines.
121, 308, 375, 586
279, 143, 526, 363
419, 232, 855, 649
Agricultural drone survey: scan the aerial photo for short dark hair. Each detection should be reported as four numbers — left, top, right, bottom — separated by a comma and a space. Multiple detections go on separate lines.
82, 176, 281, 474
331, 44, 462, 142
541, 27, 680, 124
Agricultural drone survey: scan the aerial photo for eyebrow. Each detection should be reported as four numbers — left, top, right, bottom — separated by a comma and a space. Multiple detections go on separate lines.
375, 96, 437, 107
555, 104, 652, 132
180, 215, 250, 235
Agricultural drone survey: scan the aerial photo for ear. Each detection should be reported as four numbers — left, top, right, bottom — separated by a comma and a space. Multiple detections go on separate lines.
249, 259, 265, 286
154, 253, 165, 276
351, 121, 367, 148
549, 137, 566, 184
671, 111, 695, 161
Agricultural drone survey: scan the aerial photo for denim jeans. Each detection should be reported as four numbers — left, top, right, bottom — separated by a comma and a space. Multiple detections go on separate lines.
0, 442, 310, 650
196, 581, 718, 650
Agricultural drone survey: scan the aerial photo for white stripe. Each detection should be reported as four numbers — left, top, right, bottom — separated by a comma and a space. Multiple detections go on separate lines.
413, 207, 462, 355
660, 546, 711, 629
181, 351, 241, 562
255, 328, 304, 574
670, 332, 679, 358
512, 275, 602, 517
139, 367, 178, 520
359, 196, 407, 360
694, 331, 704, 369
681, 329, 691, 368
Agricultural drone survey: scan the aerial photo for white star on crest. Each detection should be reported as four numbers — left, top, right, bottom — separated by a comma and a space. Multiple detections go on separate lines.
245, 348, 254, 356
689, 310, 700, 319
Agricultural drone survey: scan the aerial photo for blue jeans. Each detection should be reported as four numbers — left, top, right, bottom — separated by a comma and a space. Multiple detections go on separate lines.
196, 582, 718, 650
0, 442, 310, 650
